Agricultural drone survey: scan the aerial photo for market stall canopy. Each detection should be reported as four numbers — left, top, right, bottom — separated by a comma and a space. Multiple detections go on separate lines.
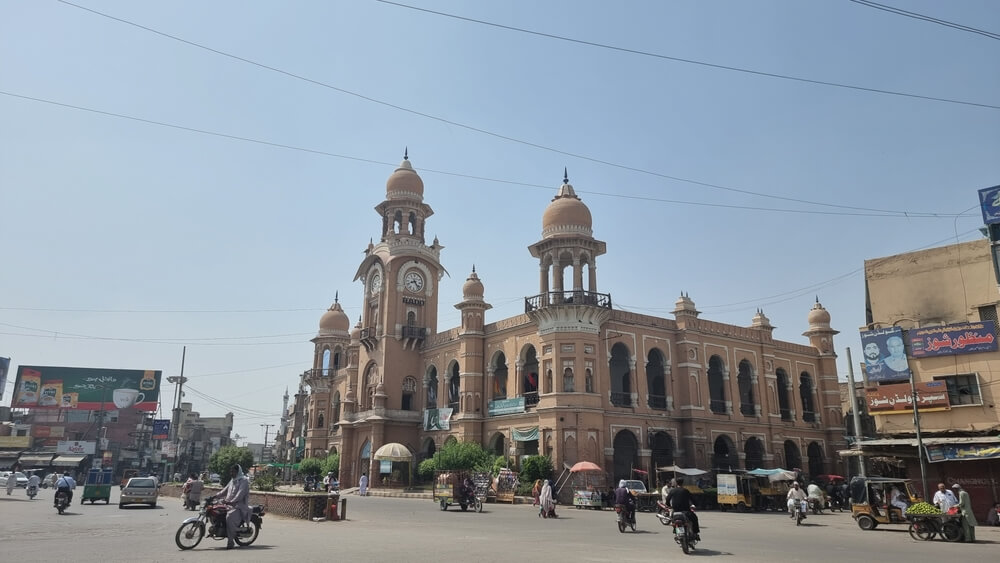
570, 461, 602, 473
18, 453, 54, 465
747, 468, 798, 482
52, 454, 87, 467
373, 442, 413, 462
656, 465, 708, 476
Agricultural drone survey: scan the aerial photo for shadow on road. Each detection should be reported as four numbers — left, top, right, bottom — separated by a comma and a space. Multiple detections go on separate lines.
118, 505, 164, 510
686, 547, 733, 556
212, 545, 275, 551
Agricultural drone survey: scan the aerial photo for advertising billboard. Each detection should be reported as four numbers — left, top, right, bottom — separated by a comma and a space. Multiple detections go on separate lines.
860, 327, 910, 383
926, 443, 1000, 463
865, 381, 951, 414
152, 419, 170, 440
908, 321, 997, 358
979, 185, 1000, 225
57, 440, 97, 455
11, 365, 161, 411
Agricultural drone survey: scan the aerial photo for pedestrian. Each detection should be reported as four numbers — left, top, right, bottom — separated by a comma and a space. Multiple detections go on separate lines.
359, 472, 368, 496
986, 501, 1000, 526
952, 484, 977, 542
186, 472, 204, 510
932, 482, 957, 513
539, 479, 555, 518
5, 471, 15, 496
531, 479, 542, 506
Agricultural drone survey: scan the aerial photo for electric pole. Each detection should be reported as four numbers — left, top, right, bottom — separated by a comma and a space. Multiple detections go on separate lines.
260, 423, 275, 447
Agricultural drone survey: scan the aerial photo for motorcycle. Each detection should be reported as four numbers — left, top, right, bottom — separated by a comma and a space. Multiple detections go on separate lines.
808, 497, 824, 515
175, 496, 265, 550
788, 498, 808, 526
614, 503, 636, 533
54, 490, 70, 514
656, 503, 698, 554
26, 484, 38, 500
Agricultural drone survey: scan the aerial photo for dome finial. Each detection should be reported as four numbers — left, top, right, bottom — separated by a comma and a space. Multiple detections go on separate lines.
563, 167, 569, 184
472, 264, 476, 273
334, 290, 339, 304
815, 295, 819, 304
404, 146, 408, 160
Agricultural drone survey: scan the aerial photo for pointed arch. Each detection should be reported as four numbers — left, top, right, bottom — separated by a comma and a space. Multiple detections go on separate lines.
712, 435, 738, 471
800, 372, 816, 422
491, 350, 508, 400
776, 368, 792, 421
447, 360, 461, 410
737, 359, 756, 416
744, 437, 764, 470
784, 440, 802, 471
708, 355, 727, 414
610, 342, 632, 407
645, 348, 667, 410
612, 430, 639, 483
425, 365, 439, 408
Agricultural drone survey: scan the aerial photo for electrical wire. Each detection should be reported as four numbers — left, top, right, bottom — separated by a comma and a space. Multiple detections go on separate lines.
0, 305, 322, 313
373, 0, 1000, 109
0, 90, 974, 220
0, 321, 311, 346
847, 0, 1000, 40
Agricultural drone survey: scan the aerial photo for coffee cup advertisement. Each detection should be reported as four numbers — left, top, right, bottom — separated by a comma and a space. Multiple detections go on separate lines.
11, 365, 161, 411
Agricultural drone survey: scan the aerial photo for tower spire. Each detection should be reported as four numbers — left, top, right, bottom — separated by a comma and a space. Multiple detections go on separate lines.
404, 146, 409, 160
563, 167, 569, 184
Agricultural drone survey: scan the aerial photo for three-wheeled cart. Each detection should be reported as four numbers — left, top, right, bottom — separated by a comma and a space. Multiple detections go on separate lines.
81, 468, 114, 504
434, 470, 487, 512
907, 513, 964, 542
568, 461, 608, 510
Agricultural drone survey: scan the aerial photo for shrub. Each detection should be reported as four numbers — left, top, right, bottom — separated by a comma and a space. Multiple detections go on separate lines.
253, 471, 278, 492
298, 457, 324, 478
432, 440, 490, 470
418, 458, 436, 481
321, 453, 340, 477
519, 455, 553, 485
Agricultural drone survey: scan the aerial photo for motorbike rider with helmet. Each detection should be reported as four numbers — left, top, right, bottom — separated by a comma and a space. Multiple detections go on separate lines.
614, 480, 637, 525
666, 478, 701, 540
53, 473, 76, 507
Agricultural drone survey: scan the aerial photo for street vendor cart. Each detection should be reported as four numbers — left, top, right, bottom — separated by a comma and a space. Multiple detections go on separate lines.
568, 461, 607, 510
81, 468, 114, 504
434, 470, 487, 512
907, 511, 963, 541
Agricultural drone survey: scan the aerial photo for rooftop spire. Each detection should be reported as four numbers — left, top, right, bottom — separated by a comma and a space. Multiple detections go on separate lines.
403, 146, 409, 160
563, 167, 569, 184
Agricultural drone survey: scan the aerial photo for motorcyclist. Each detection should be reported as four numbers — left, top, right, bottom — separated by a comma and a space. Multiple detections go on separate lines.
807, 482, 825, 512
666, 478, 700, 540
26, 473, 41, 498
614, 480, 637, 525
461, 477, 476, 504
217, 464, 250, 550
54, 473, 76, 507
787, 481, 808, 519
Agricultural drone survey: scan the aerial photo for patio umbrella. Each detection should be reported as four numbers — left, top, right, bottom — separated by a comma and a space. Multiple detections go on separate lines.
570, 461, 602, 473
373, 442, 413, 461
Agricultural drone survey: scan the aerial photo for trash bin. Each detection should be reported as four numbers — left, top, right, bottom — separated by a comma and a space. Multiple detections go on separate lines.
327, 492, 340, 520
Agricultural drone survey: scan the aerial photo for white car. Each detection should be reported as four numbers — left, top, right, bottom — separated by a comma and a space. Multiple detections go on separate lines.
0, 471, 29, 488
619, 479, 648, 494
119, 477, 159, 508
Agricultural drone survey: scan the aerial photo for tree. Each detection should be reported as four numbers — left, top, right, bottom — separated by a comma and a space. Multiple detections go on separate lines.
519, 455, 553, 485
208, 446, 255, 486
418, 458, 436, 481
432, 440, 490, 470
321, 453, 340, 477
298, 457, 324, 478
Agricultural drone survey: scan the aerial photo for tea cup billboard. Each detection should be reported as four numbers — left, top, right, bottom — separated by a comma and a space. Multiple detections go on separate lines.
12, 365, 161, 411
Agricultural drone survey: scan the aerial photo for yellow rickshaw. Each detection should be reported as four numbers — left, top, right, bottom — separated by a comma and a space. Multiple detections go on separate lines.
850, 476, 922, 531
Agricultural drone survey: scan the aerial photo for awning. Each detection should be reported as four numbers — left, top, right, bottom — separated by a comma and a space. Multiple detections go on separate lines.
18, 454, 54, 465
373, 442, 413, 462
51, 455, 87, 467
656, 465, 708, 476
512, 426, 539, 442
0, 453, 21, 469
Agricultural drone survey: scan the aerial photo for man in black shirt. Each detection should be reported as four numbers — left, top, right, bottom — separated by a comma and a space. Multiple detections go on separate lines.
666, 478, 700, 539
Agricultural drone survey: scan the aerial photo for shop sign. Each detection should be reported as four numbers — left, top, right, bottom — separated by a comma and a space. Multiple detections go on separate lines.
152, 419, 170, 440
866, 381, 951, 414
0, 436, 31, 448
860, 327, 910, 383
488, 397, 525, 416
909, 321, 997, 358
57, 440, 96, 454
926, 443, 1000, 463
717, 474, 739, 504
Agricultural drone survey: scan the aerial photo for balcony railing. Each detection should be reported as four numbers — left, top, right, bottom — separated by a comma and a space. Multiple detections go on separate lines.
360, 327, 377, 340
710, 400, 727, 414
525, 290, 612, 313
740, 403, 756, 416
523, 392, 539, 408
610, 392, 632, 407
647, 394, 667, 410
779, 408, 792, 421
401, 326, 426, 340
802, 411, 816, 423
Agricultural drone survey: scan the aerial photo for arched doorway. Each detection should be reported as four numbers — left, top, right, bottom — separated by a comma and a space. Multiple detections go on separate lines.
712, 435, 738, 471
360, 439, 371, 481
612, 430, 639, 483
650, 432, 674, 487
488, 433, 505, 457
807, 442, 824, 478
744, 437, 764, 470
784, 440, 801, 471
420, 438, 436, 463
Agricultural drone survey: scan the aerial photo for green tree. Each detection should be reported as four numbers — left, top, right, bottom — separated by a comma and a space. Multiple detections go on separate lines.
321, 453, 340, 477
519, 455, 553, 485
418, 458, 436, 481
252, 471, 278, 492
298, 457, 324, 478
207, 446, 255, 486
432, 440, 490, 470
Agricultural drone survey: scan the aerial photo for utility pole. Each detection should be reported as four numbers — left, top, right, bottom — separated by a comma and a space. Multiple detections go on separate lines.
166, 346, 187, 480
845, 348, 866, 478
261, 424, 275, 464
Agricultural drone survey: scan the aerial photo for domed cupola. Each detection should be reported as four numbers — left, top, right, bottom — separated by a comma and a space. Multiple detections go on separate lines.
541, 170, 593, 239
803, 296, 838, 355
807, 297, 832, 330
318, 293, 350, 335
462, 266, 485, 302
385, 148, 424, 202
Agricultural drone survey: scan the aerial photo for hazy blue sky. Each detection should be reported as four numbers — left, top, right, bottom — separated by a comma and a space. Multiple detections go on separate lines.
2, 1, 997, 443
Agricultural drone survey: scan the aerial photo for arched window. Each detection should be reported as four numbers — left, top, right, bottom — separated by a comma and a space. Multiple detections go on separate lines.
492, 352, 508, 400
544, 369, 552, 394
646, 349, 667, 410
708, 355, 727, 414
408, 211, 417, 235
800, 372, 816, 422
333, 348, 342, 370
610, 342, 632, 407
737, 359, 756, 416
393, 210, 403, 234
426, 366, 438, 408
776, 369, 792, 421
807, 442, 824, 477
332, 392, 341, 424
784, 440, 801, 470
407, 311, 416, 326
402, 376, 417, 411
322, 349, 331, 376
585, 368, 594, 393
563, 367, 575, 392
317, 413, 325, 428
744, 437, 764, 470
448, 362, 460, 409
363, 364, 377, 410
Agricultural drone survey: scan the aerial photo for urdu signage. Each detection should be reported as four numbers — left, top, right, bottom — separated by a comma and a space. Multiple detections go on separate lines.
908, 321, 997, 358
56, 440, 97, 454
866, 381, 950, 414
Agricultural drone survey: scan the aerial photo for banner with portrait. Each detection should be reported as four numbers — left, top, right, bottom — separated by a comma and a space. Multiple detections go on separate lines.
423, 407, 452, 431
860, 327, 910, 383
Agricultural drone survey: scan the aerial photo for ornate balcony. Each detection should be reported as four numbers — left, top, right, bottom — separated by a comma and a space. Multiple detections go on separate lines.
360, 327, 377, 351
647, 394, 667, 410
523, 392, 539, 408
610, 392, 632, 407
401, 325, 426, 350
524, 290, 612, 313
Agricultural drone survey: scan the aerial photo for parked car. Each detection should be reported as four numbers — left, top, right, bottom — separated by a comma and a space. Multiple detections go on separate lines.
208, 473, 221, 483
42, 473, 58, 489
619, 479, 648, 494
0, 471, 29, 488
119, 477, 159, 508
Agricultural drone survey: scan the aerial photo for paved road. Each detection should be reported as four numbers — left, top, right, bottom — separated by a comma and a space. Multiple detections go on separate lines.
1, 487, 997, 562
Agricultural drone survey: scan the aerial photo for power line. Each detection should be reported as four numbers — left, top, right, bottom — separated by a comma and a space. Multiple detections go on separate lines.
187, 361, 308, 379
0, 90, 974, 220
48, 3, 995, 213
0, 321, 310, 346
374, 0, 1000, 109
847, 0, 1000, 40
0, 305, 323, 313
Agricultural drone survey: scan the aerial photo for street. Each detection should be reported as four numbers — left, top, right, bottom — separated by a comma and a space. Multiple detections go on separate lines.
1, 487, 997, 562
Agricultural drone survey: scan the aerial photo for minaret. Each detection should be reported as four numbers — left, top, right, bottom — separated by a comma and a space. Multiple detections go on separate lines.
453, 267, 491, 441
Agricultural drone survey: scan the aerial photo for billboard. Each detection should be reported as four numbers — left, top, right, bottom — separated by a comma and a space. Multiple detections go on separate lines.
860, 327, 910, 383
865, 381, 951, 414
488, 397, 525, 416
0, 357, 9, 401
11, 366, 161, 411
152, 419, 170, 440
423, 407, 453, 431
57, 440, 97, 455
979, 185, 1000, 225
908, 321, 997, 358
926, 443, 1000, 463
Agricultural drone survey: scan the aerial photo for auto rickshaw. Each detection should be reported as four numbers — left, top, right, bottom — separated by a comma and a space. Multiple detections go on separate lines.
716, 472, 757, 512
850, 476, 922, 531
81, 468, 114, 504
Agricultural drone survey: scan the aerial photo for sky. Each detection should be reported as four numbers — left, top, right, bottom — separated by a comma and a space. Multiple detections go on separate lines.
1, 0, 997, 444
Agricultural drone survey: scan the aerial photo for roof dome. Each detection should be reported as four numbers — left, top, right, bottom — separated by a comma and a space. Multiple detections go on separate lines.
462, 267, 484, 300
349, 317, 362, 343
385, 152, 423, 201
541, 172, 592, 238
319, 298, 349, 333
807, 298, 832, 328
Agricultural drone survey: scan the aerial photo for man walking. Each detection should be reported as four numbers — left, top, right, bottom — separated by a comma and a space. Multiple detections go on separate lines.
359, 472, 368, 496
953, 484, 977, 542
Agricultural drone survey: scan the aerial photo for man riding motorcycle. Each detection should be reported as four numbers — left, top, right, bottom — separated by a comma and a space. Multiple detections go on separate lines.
614, 480, 637, 526
787, 481, 808, 519
216, 465, 250, 550
54, 473, 76, 507
666, 478, 700, 540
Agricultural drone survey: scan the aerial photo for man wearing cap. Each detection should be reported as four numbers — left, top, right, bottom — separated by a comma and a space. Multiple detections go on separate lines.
952, 483, 977, 542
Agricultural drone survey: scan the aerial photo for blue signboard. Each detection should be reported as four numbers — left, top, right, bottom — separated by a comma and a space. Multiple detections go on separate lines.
979, 185, 1000, 225
926, 442, 1000, 463
152, 419, 170, 440
860, 327, 910, 383
488, 397, 525, 416
909, 321, 997, 358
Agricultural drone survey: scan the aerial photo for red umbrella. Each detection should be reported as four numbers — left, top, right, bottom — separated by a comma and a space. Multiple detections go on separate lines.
817, 474, 845, 481
570, 461, 602, 473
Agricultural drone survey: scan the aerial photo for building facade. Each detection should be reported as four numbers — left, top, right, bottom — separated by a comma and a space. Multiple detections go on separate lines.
303, 156, 846, 490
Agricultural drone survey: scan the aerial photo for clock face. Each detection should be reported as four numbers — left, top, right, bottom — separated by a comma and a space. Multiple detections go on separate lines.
370, 272, 382, 295
404, 271, 424, 292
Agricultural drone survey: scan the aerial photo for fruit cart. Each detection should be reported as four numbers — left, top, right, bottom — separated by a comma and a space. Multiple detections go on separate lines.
81, 468, 114, 504
433, 470, 487, 512
905, 503, 963, 542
